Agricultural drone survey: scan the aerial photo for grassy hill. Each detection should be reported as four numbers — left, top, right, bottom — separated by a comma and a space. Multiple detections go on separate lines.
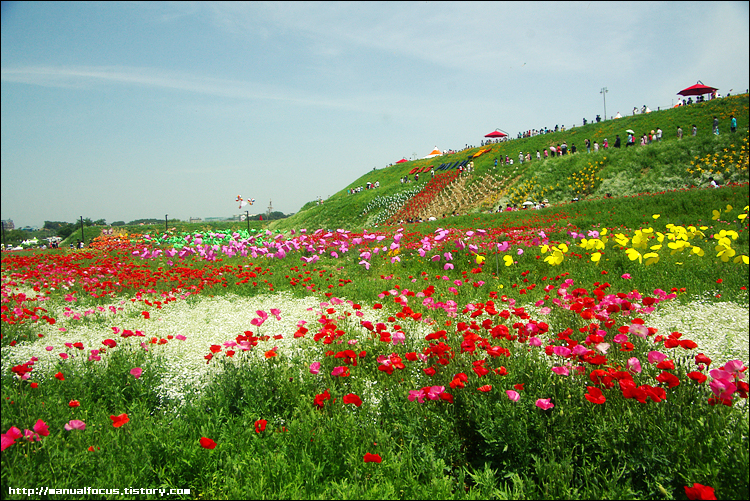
272, 94, 749, 231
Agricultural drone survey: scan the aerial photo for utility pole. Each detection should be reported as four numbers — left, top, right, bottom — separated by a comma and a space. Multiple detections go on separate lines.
80, 216, 85, 246
165, 214, 168, 233
600, 87, 608, 121
245, 210, 250, 234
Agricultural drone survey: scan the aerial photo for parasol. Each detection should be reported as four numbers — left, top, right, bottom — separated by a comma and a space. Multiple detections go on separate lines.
678, 81, 717, 96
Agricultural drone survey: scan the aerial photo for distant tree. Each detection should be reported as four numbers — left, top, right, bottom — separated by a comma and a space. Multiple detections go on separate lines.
56, 223, 78, 240
267, 211, 288, 220
2, 229, 28, 247
43, 221, 68, 231
127, 219, 162, 225
94, 219, 106, 226
111, 221, 126, 227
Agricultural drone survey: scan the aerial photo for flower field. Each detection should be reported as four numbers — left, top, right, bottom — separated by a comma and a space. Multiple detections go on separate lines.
2, 187, 749, 499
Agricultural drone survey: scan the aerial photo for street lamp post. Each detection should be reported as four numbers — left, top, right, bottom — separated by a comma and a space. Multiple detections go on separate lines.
600, 87, 608, 121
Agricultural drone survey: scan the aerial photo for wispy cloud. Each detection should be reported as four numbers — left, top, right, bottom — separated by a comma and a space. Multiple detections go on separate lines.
0, 65, 379, 112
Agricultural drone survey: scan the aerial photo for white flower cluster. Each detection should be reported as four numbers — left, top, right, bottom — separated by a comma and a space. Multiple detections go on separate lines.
3, 291, 433, 406
359, 183, 426, 225
645, 300, 749, 365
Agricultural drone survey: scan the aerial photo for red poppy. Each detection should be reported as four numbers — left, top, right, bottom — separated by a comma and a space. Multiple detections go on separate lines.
54, 372, 65, 381
584, 386, 606, 404
656, 372, 680, 388
102, 339, 117, 348
69, 400, 80, 408
30, 382, 38, 389
477, 385, 492, 392
695, 353, 712, 366
142, 311, 150, 319
313, 389, 331, 409
684, 483, 716, 500
342, 393, 363, 407
473, 365, 490, 377
199, 437, 217, 449
656, 359, 676, 370
110, 413, 129, 428
514, 383, 525, 391
687, 371, 707, 384
254, 419, 267, 433
363, 453, 382, 463
264, 350, 277, 358
209, 345, 222, 353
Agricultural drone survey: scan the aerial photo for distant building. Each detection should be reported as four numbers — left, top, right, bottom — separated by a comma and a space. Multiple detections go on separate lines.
1, 219, 15, 230
189, 217, 203, 223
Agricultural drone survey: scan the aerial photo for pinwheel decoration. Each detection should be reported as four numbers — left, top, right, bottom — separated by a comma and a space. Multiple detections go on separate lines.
236, 195, 255, 209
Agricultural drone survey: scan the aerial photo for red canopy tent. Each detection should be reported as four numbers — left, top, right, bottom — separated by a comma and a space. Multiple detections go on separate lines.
678, 81, 717, 96
395, 158, 408, 163
484, 130, 508, 138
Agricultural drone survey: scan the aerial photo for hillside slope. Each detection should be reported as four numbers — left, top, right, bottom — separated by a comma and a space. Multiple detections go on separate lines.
272, 95, 749, 231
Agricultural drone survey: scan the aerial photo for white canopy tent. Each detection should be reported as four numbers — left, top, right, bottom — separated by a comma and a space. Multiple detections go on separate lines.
423, 146, 443, 159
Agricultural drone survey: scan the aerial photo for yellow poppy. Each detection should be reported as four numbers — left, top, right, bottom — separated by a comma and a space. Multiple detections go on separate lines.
626, 248, 642, 264
643, 252, 659, 265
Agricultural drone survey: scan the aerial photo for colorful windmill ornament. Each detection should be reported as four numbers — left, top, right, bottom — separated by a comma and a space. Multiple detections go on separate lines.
236, 195, 255, 209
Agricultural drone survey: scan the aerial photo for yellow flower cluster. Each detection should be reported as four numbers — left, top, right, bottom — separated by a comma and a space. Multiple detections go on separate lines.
567, 160, 604, 196
506, 178, 551, 206
540, 243, 569, 266
537, 210, 749, 267
687, 136, 749, 178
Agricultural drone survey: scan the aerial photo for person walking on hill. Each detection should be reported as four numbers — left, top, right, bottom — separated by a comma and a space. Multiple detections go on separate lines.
603, 138, 608, 149
677, 126, 683, 140
656, 128, 662, 141
730, 114, 737, 133
614, 135, 621, 148
626, 132, 635, 147
713, 116, 719, 135
692, 125, 697, 137
585, 138, 591, 153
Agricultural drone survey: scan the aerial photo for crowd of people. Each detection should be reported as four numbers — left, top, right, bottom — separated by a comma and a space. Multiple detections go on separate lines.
348, 180, 380, 195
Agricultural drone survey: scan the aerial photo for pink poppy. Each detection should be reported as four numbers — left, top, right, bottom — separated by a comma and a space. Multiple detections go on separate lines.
505, 390, 520, 402
535, 398, 554, 410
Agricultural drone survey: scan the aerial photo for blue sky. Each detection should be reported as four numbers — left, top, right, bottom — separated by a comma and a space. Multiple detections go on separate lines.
2, 1, 748, 228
